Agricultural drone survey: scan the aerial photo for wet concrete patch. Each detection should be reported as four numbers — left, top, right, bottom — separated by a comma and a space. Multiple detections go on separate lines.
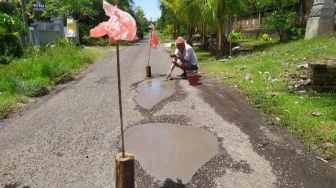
135, 79, 176, 110
139, 115, 190, 126
125, 123, 219, 184
135, 81, 188, 116
134, 135, 254, 188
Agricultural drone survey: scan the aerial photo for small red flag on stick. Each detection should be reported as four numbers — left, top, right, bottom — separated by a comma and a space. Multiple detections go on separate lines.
150, 31, 159, 48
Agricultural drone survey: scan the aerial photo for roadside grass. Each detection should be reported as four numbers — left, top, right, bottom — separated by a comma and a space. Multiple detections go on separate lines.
0, 41, 108, 119
199, 35, 336, 159
157, 31, 174, 43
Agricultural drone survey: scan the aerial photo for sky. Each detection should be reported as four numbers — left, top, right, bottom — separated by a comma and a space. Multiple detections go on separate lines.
133, 0, 161, 21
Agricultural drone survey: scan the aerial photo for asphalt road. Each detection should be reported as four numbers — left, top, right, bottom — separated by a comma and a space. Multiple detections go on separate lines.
1, 39, 336, 188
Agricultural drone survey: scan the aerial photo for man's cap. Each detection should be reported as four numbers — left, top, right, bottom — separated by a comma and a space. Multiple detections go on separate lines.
175, 36, 185, 44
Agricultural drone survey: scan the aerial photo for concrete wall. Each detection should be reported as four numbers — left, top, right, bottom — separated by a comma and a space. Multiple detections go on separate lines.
233, 15, 260, 30
30, 18, 64, 45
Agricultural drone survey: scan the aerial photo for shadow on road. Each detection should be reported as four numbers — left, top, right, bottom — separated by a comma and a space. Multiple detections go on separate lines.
160, 178, 186, 188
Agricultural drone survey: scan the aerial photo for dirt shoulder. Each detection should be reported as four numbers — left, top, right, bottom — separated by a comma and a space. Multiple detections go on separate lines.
198, 76, 336, 187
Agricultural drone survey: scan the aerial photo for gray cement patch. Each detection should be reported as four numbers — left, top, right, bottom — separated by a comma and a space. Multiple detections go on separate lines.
135, 79, 176, 110
124, 123, 219, 184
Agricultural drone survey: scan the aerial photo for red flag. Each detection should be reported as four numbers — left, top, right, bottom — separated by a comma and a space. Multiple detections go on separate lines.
150, 31, 159, 48
90, 1, 137, 41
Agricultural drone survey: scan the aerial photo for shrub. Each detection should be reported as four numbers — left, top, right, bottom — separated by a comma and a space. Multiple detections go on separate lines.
23, 46, 40, 58
0, 33, 23, 64
21, 78, 50, 97
228, 30, 245, 41
290, 27, 305, 40
53, 69, 74, 84
0, 12, 25, 64
0, 13, 25, 34
82, 35, 96, 45
264, 10, 296, 42
163, 24, 173, 36
0, 2, 19, 15
0, 55, 14, 65
0, 94, 24, 119
261, 33, 273, 41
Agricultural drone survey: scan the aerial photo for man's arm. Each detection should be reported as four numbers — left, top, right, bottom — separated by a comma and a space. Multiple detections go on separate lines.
171, 53, 186, 63
166, 63, 176, 79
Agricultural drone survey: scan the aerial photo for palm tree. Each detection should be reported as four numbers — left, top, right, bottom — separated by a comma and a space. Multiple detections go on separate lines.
174, 0, 215, 46
206, 0, 244, 57
178, 0, 200, 43
160, 0, 182, 38
159, 0, 243, 56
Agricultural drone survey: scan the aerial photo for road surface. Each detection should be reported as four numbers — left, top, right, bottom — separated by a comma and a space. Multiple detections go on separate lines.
1, 39, 336, 188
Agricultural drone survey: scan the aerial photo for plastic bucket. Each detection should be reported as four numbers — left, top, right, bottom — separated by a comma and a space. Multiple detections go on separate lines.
187, 73, 201, 86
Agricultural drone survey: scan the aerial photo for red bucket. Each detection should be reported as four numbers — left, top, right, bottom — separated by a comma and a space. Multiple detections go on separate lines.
187, 73, 201, 86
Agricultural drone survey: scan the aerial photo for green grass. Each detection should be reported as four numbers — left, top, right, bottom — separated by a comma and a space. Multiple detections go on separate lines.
199, 35, 336, 159
156, 31, 174, 43
0, 42, 108, 119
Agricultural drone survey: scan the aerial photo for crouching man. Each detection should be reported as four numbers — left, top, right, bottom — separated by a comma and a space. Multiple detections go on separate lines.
166, 36, 198, 79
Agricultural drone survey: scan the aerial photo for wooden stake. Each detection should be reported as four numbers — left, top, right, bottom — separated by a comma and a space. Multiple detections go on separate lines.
115, 152, 134, 188
146, 30, 152, 77
146, 65, 152, 77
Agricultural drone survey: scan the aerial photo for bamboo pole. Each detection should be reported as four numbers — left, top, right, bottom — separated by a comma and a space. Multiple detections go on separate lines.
115, 39, 135, 188
115, 43, 125, 157
113, 1, 135, 188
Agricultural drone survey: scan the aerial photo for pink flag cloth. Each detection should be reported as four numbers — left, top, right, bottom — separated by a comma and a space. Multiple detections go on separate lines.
150, 31, 159, 48
90, 0, 137, 41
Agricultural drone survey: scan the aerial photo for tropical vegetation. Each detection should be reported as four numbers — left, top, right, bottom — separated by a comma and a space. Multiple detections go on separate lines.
0, 1, 25, 64
158, 0, 301, 57
0, 39, 106, 118
0, 0, 142, 117
0, 0, 150, 63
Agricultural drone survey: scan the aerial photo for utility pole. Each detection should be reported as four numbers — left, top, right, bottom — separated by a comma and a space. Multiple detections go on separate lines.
20, 0, 30, 46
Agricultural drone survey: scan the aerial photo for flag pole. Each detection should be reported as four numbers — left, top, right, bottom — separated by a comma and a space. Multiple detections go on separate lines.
113, 0, 135, 187
147, 30, 152, 66
115, 43, 125, 157
113, 0, 125, 158
146, 25, 153, 77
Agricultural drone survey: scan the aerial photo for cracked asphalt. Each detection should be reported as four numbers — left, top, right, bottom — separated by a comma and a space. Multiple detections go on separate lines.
1, 38, 336, 188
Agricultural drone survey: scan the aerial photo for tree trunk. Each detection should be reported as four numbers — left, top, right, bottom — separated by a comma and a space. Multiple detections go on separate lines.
201, 24, 206, 46
278, 29, 289, 42
217, 24, 223, 58
20, 0, 30, 46
216, 0, 225, 58
298, 0, 304, 26
173, 23, 177, 39
187, 25, 193, 45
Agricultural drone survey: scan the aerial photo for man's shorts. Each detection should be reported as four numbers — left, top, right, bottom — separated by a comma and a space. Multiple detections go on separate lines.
186, 61, 198, 71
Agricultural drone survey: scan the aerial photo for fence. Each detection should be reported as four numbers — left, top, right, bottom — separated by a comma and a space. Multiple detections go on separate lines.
28, 17, 79, 46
